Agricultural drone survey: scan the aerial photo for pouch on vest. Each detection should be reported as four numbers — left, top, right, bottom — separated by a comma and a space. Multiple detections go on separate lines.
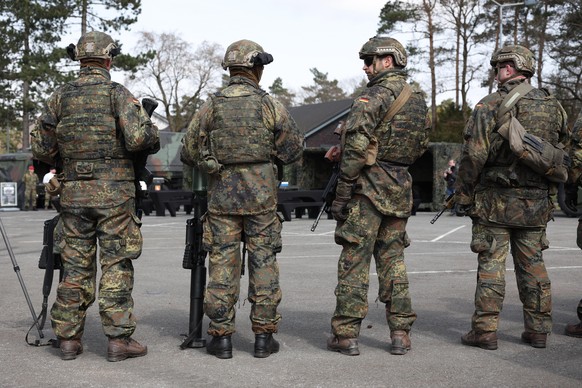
497, 115, 570, 183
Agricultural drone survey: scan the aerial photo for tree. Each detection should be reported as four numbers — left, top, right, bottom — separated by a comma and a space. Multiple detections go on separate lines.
439, 0, 481, 121
269, 77, 296, 108
378, 0, 442, 130
546, 0, 582, 121
67, 0, 141, 35
1, 0, 71, 150
129, 32, 223, 132
433, 98, 467, 142
301, 68, 347, 105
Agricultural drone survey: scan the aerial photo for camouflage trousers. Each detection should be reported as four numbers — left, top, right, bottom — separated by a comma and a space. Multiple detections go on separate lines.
24, 187, 36, 209
469, 222, 552, 334
331, 195, 416, 338
203, 211, 283, 337
51, 199, 143, 340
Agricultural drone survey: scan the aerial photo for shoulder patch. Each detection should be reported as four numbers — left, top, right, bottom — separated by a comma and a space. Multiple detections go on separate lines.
358, 97, 369, 103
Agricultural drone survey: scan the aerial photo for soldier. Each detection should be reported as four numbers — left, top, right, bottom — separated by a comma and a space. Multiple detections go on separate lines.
454, 45, 568, 350
42, 167, 57, 209
327, 36, 430, 356
180, 39, 302, 359
23, 165, 39, 210
31, 31, 159, 361
566, 111, 582, 338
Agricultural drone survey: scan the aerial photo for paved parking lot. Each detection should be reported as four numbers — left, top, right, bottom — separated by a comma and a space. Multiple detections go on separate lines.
1, 208, 581, 387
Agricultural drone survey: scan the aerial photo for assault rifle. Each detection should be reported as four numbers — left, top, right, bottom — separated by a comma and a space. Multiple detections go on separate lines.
311, 160, 340, 232
430, 193, 455, 224
311, 122, 344, 232
133, 98, 159, 219
180, 193, 208, 349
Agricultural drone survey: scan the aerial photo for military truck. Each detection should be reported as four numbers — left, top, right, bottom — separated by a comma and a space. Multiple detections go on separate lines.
0, 152, 52, 210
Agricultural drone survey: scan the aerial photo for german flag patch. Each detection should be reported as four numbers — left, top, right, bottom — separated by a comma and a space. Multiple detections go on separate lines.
358, 97, 369, 103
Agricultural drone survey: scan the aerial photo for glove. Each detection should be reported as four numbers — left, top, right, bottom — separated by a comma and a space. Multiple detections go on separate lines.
332, 179, 354, 221
331, 196, 349, 221
455, 203, 472, 217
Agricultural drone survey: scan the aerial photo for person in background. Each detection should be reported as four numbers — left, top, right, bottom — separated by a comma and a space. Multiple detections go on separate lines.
23, 165, 39, 211
42, 167, 57, 209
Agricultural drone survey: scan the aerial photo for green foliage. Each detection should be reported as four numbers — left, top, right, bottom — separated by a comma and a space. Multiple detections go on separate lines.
301, 68, 347, 104
377, 0, 418, 33
432, 99, 467, 143
269, 77, 296, 107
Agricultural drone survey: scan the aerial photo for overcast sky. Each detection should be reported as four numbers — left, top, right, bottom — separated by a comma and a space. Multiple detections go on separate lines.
77, 0, 486, 105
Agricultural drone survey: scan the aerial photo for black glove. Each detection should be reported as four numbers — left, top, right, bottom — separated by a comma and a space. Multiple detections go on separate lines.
455, 203, 472, 217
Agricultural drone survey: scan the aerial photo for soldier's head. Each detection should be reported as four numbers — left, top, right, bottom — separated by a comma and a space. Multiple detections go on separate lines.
359, 36, 407, 80
66, 31, 120, 69
222, 39, 273, 83
490, 45, 535, 83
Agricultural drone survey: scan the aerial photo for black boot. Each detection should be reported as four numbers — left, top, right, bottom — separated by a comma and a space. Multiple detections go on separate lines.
254, 333, 279, 358
206, 335, 232, 359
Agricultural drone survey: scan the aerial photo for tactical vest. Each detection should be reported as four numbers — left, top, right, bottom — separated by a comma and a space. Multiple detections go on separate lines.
484, 87, 563, 189
375, 83, 428, 165
209, 89, 273, 165
57, 80, 133, 181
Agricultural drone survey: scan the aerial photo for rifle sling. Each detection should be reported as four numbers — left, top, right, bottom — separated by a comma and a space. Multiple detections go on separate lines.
383, 83, 413, 122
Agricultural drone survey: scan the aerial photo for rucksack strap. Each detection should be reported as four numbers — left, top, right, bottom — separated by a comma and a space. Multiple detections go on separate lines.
383, 83, 413, 123
497, 82, 534, 121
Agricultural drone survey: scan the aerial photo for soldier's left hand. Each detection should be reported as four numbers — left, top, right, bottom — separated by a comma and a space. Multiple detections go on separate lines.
331, 198, 349, 221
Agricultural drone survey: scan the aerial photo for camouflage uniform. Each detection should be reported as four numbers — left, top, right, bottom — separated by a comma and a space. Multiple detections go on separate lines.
31, 32, 159, 342
181, 64, 302, 337
23, 169, 39, 210
567, 111, 582, 332
330, 37, 429, 343
455, 46, 568, 340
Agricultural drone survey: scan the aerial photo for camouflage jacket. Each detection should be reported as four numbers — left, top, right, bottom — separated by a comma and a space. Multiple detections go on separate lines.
455, 78, 568, 227
31, 66, 159, 208
23, 172, 39, 189
180, 76, 302, 215
338, 69, 429, 218
569, 112, 582, 186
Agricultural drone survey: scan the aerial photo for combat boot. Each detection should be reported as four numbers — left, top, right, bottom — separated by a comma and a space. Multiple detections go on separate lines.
107, 337, 147, 362
390, 330, 411, 355
59, 339, 83, 361
327, 336, 360, 356
254, 333, 279, 358
461, 330, 498, 350
565, 322, 582, 338
521, 331, 547, 348
206, 335, 232, 359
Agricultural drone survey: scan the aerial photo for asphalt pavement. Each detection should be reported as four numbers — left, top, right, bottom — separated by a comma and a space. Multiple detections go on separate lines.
1, 208, 581, 387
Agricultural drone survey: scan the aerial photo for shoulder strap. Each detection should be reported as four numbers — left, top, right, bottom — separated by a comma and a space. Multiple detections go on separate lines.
383, 83, 413, 123
497, 82, 534, 120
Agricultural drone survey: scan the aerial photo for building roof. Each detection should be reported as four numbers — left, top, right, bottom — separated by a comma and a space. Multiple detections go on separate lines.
289, 99, 352, 138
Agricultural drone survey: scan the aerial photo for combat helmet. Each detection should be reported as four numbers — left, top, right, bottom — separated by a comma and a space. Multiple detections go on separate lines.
68, 31, 120, 61
221, 39, 273, 70
359, 36, 407, 68
490, 45, 535, 77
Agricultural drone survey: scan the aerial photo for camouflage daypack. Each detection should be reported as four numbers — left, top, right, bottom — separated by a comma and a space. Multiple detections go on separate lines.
497, 83, 570, 183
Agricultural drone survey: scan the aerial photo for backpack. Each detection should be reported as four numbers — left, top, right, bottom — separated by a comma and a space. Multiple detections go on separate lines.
496, 82, 570, 183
